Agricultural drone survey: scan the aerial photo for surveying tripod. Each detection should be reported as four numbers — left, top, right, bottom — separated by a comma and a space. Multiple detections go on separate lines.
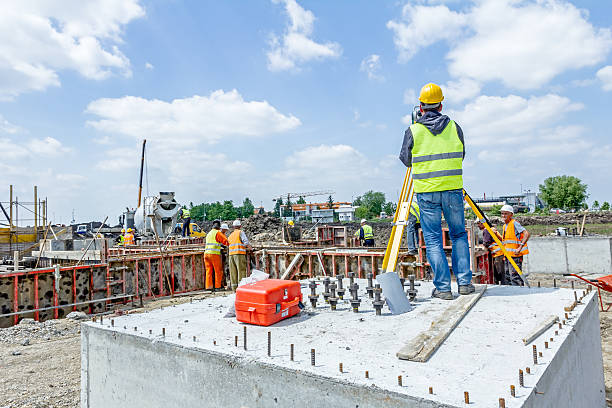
382, 108, 529, 287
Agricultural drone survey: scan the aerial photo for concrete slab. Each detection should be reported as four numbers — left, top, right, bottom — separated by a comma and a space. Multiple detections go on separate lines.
81, 279, 606, 408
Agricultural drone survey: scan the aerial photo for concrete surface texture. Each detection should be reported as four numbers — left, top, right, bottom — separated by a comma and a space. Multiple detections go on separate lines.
81, 279, 606, 408
525, 236, 612, 275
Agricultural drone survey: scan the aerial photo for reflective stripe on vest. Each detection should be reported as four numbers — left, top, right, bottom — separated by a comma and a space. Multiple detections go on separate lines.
205, 229, 222, 255
409, 120, 463, 193
502, 219, 528, 257
124, 233, 134, 246
228, 230, 246, 255
488, 242, 503, 257
182, 209, 190, 218
362, 225, 374, 240
409, 202, 420, 223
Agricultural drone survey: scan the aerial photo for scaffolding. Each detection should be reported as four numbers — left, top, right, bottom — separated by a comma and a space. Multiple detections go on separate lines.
0, 185, 48, 258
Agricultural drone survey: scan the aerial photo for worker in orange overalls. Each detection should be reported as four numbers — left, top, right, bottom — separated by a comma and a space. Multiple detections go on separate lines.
124, 228, 135, 246
205, 220, 229, 291
493, 205, 530, 286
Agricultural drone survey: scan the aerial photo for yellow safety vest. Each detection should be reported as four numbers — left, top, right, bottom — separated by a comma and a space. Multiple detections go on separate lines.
362, 225, 374, 240
410, 120, 463, 193
205, 229, 222, 255
409, 202, 420, 223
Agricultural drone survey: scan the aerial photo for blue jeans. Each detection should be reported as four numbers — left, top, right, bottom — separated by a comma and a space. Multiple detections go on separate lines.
405, 214, 418, 251
416, 189, 472, 292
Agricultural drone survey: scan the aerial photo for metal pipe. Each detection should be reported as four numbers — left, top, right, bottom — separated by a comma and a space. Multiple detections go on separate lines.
34, 185, 37, 235
137, 139, 146, 208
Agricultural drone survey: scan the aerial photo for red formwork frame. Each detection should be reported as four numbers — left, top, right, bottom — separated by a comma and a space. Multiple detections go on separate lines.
1, 250, 209, 326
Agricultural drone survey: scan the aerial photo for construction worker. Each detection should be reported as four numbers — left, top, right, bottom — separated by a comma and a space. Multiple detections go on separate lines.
228, 220, 252, 291
406, 201, 420, 255
495, 205, 530, 286
118, 228, 126, 246
124, 228, 135, 246
355, 219, 375, 247
477, 220, 506, 285
399, 82, 472, 300
205, 220, 229, 291
181, 207, 191, 237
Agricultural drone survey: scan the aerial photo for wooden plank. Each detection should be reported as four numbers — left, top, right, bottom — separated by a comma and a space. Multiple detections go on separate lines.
396, 286, 486, 362
281, 254, 304, 280
522, 315, 559, 345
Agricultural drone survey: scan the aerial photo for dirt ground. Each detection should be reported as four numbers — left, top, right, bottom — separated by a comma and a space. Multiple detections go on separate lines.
0, 279, 610, 407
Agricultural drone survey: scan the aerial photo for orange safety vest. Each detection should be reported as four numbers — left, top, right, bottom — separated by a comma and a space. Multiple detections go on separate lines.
502, 219, 528, 257
228, 230, 246, 256
488, 240, 503, 258
124, 232, 135, 246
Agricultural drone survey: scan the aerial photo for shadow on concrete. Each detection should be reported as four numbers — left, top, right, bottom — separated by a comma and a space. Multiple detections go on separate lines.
483, 285, 558, 297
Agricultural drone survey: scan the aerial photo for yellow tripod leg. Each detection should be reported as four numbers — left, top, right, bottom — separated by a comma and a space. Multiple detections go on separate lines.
382, 168, 414, 273
463, 189, 530, 287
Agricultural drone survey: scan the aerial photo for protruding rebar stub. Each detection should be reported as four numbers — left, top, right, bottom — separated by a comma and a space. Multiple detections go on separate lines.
323, 277, 331, 303
397, 375, 402, 386
328, 283, 339, 310
464, 391, 470, 404
510, 385, 516, 397
348, 272, 355, 287
311, 348, 315, 366
336, 274, 345, 299
407, 274, 418, 301
349, 282, 361, 313
366, 273, 374, 298
373, 283, 384, 316
308, 280, 318, 308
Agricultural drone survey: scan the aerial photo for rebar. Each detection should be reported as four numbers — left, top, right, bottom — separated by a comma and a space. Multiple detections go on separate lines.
290, 344, 294, 361
429, 386, 433, 394
235, 335, 238, 347
407, 274, 417, 301
510, 385, 516, 397
499, 398, 506, 408
519, 369, 524, 387
178, 332, 181, 339
328, 283, 339, 310
311, 349, 315, 366
464, 391, 469, 404
532, 345, 537, 364
526, 367, 530, 374
544, 341, 548, 349
323, 277, 331, 303
308, 280, 318, 308
244, 326, 247, 350
268, 331, 271, 356
366, 273, 374, 298
398, 376, 402, 386
193, 336, 196, 341
339, 362, 343, 373
349, 272, 355, 287
111, 319, 114, 327
162, 327, 165, 336
336, 274, 345, 299
365, 371, 369, 379
373, 283, 384, 316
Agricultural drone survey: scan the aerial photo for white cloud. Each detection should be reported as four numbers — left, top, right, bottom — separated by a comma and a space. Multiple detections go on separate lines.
27, 137, 71, 156
360, 54, 384, 81
283, 144, 365, 182
95, 147, 139, 171
449, 93, 584, 147
267, 0, 341, 71
0, 0, 144, 99
86, 89, 301, 146
0, 115, 22, 134
145, 62, 154, 70
387, 4, 467, 62
403, 89, 417, 105
388, 0, 612, 90
401, 114, 412, 126
596, 65, 612, 91
442, 78, 481, 104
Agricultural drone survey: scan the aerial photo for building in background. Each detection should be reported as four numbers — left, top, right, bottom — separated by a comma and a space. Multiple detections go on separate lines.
336, 205, 356, 222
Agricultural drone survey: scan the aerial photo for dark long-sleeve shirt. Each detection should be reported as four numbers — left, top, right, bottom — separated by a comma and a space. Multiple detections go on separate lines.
399, 110, 465, 167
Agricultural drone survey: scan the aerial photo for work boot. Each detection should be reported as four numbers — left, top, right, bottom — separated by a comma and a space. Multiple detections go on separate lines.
431, 288, 453, 300
458, 284, 475, 295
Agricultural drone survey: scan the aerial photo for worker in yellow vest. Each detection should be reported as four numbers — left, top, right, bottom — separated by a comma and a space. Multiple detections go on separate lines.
228, 220, 252, 291
406, 201, 420, 255
180, 208, 191, 237
354, 219, 375, 247
118, 229, 126, 246
399, 82, 472, 300
205, 220, 229, 291
494, 205, 530, 286
124, 228, 135, 246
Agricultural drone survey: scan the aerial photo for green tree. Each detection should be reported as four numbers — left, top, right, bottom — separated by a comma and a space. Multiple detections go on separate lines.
602, 202, 610, 211
283, 198, 293, 217
328, 195, 334, 209
241, 197, 255, 217
539, 175, 588, 210
593, 200, 600, 211
360, 190, 386, 217
355, 206, 369, 220
383, 202, 397, 216
353, 196, 362, 206
297, 196, 306, 204
274, 198, 283, 217
220, 200, 237, 220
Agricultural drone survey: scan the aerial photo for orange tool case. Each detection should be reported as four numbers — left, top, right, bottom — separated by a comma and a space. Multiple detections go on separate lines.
235, 279, 303, 326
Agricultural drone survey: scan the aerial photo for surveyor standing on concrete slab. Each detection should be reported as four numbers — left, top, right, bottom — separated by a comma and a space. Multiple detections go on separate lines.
180, 207, 191, 237
205, 220, 229, 291
406, 201, 420, 255
477, 220, 506, 285
494, 205, 530, 286
228, 220, 252, 291
399, 82, 473, 300
355, 219, 375, 247
118, 228, 126, 246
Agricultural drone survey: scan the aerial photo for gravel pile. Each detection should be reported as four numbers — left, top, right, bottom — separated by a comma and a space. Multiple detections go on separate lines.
0, 318, 80, 345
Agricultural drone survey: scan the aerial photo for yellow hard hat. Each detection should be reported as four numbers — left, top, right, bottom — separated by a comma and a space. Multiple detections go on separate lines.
419, 83, 444, 104
127, 228, 133, 232
121, 229, 125, 233
288, 220, 294, 226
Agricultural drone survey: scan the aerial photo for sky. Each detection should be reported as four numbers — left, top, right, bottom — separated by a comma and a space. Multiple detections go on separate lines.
1, 0, 612, 225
